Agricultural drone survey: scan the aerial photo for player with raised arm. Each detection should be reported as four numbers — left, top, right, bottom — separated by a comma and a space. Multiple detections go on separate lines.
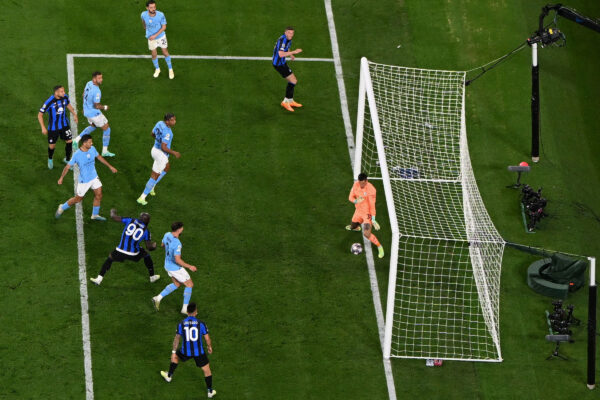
55, 134, 117, 221
272, 27, 303, 112
160, 303, 216, 398
346, 172, 384, 258
37, 85, 78, 169
137, 113, 180, 205
90, 209, 160, 286
142, 0, 174, 79
152, 222, 196, 314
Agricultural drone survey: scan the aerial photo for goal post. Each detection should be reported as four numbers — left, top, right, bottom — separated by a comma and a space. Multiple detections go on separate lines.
355, 57, 505, 362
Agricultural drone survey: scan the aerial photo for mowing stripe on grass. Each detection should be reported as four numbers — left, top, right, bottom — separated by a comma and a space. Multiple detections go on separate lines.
67, 53, 95, 400
323, 1, 397, 399
68, 53, 334, 62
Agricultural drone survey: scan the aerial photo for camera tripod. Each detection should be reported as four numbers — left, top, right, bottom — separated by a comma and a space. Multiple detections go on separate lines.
545, 334, 571, 361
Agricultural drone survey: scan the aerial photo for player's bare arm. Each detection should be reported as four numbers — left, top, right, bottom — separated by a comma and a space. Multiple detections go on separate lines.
37, 112, 48, 135
204, 333, 213, 354
145, 240, 157, 251
161, 142, 180, 158
66, 103, 79, 124
57, 164, 71, 185
171, 334, 181, 362
94, 102, 108, 111
150, 24, 166, 41
175, 255, 196, 272
109, 208, 122, 222
278, 48, 302, 58
95, 155, 118, 173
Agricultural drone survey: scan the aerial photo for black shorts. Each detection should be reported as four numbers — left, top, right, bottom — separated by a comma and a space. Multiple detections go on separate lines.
176, 350, 209, 367
48, 127, 72, 144
110, 248, 149, 262
273, 63, 292, 78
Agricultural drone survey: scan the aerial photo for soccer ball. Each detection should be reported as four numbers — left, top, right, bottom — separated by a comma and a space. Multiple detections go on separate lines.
351, 243, 363, 255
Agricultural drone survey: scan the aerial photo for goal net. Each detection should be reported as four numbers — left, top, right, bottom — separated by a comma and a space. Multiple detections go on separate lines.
355, 58, 505, 362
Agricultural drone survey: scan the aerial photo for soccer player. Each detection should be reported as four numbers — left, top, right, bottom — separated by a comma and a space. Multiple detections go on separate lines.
346, 172, 385, 258
160, 302, 216, 398
152, 222, 197, 314
90, 209, 160, 286
137, 113, 180, 205
141, 0, 174, 79
73, 71, 115, 157
55, 134, 117, 221
272, 27, 303, 112
37, 85, 78, 169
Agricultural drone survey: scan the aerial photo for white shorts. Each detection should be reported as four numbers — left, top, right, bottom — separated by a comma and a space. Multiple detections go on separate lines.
76, 177, 102, 197
151, 146, 169, 174
87, 113, 108, 128
148, 34, 168, 50
167, 267, 191, 283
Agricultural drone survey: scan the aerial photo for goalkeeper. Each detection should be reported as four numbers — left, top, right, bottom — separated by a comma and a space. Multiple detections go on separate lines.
346, 172, 384, 258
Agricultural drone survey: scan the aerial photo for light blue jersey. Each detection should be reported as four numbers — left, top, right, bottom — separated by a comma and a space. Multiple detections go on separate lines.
68, 146, 99, 183
162, 232, 182, 272
141, 10, 166, 39
152, 121, 173, 156
83, 81, 101, 118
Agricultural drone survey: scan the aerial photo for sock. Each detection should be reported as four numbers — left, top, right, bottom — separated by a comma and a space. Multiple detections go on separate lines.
80, 125, 96, 138
61, 201, 71, 211
168, 362, 178, 377
368, 234, 381, 247
102, 127, 111, 147
48, 147, 55, 159
205, 375, 212, 391
144, 255, 155, 276
65, 142, 73, 160
160, 283, 178, 298
155, 171, 167, 184
92, 206, 100, 216
152, 58, 159, 69
183, 287, 192, 305
142, 178, 157, 196
99, 258, 113, 276
286, 82, 295, 99
165, 56, 172, 69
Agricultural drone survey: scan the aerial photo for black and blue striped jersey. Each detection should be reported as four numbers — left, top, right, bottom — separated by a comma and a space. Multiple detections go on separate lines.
177, 316, 208, 356
39, 95, 71, 131
272, 34, 292, 66
116, 217, 150, 255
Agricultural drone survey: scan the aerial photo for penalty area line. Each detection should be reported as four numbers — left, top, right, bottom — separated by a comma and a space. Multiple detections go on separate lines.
323, 1, 397, 400
67, 53, 95, 400
67, 53, 334, 62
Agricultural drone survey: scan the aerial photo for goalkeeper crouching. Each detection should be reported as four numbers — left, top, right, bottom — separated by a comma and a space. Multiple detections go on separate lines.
346, 172, 384, 259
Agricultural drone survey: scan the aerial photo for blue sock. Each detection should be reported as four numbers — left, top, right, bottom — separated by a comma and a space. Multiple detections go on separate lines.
183, 287, 192, 304
143, 178, 157, 196
102, 127, 111, 147
160, 283, 178, 298
152, 58, 159, 69
61, 201, 71, 211
92, 206, 100, 216
80, 125, 96, 137
165, 56, 172, 69
155, 171, 167, 184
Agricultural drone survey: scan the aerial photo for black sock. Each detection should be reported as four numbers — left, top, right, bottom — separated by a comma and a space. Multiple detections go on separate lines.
286, 82, 295, 99
48, 147, 55, 159
144, 255, 155, 276
205, 375, 212, 390
65, 142, 73, 160
168, 362, 178, 377
99, 258, 113, 276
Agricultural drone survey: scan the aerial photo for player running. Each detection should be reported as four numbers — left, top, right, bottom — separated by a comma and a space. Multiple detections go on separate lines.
74, 71, 115, 157
137, 113, 180, 205
346, 172, 385, 258
142, 0, 174, 79
272, 27, 302, 112
160, 302, 216, 398
152, 222, 197, 314
37, 85, 78, 169
90, 209, 160, 286
55, 134, 117, 221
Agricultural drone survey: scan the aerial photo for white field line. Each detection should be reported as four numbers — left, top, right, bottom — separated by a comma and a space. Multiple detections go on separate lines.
68, 53, 333, 62
67, 54, 94, 400
323, 1, 397, 399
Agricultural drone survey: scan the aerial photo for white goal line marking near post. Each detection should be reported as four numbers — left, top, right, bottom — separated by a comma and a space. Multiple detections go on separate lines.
324, 1, 397, 399
68, 53, 334, 62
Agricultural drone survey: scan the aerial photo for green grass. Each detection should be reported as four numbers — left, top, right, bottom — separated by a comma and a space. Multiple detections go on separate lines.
1, 0, 600, 399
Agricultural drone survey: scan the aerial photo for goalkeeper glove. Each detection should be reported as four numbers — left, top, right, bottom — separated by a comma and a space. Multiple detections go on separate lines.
354, 196, 365, 204
372, 216, 381, 231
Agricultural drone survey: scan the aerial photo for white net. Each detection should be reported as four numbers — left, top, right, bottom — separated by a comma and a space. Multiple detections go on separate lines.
358, 60, 505, 361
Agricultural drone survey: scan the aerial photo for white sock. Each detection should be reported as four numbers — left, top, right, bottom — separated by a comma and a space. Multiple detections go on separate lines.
102, 146, 108, 153
95, 276, 103, 283
156, 294, 163, 301
74, 135, 81, 143
283, 97, 291, 103
139, 193, 147, 200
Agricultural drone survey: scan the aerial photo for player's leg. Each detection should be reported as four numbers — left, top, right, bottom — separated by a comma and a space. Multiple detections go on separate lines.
55, 192, 84, 218
151, 47, 161, 77
181, 278, 193, 314
91, 250, 125, 285
99, 122, 115, 157
285, 73, 302, 108
139, 149, 166, 204
362, 222, 384, 258
346, 211, 363, 231
74, 124, 97, 144
161, 352, 181, 382
136, 248, 160, 282
89, 183, 106, 221
151, 162, 170, 195
198, 358, 215, 398
138, 170, 160, 205
47, 131, 58, 169
60, 128, 74, 163
153, 276, 181, 310
161, 46, 174, 79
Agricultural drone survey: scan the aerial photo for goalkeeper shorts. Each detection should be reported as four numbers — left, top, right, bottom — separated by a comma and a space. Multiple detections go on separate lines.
352, 211, 372, 226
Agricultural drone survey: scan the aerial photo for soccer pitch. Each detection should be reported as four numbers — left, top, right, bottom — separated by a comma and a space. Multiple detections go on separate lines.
2, 0, 600, 399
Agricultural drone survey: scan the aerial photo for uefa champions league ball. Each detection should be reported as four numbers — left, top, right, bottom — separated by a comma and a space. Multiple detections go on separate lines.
351, 243, 363, 255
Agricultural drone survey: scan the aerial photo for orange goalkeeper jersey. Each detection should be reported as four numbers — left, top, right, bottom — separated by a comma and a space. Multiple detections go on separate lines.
349, 181, 376, 216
